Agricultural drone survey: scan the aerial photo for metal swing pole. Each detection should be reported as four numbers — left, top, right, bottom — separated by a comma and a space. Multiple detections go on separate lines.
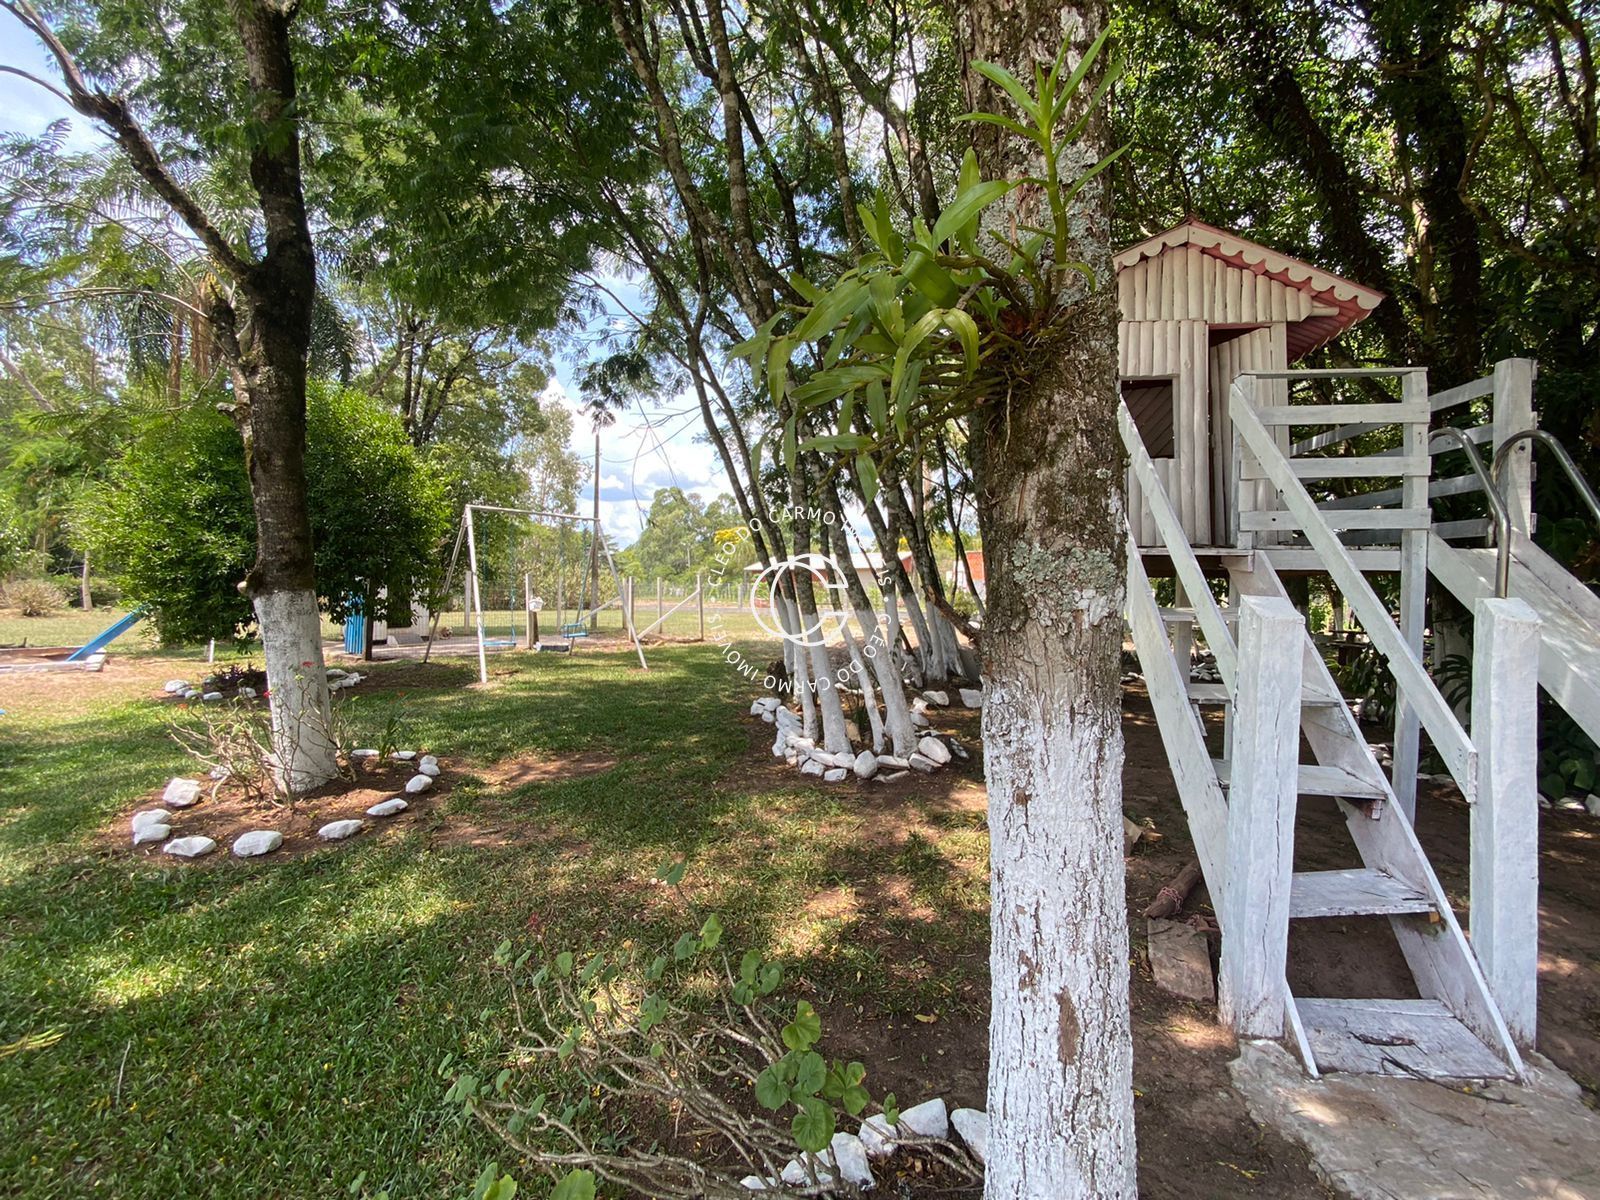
597, 514, 648, 670
424, 509, 470, 665
465, 505, 490, 685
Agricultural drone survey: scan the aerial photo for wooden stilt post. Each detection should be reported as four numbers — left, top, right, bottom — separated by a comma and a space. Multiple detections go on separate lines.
1218, 594, 1304, 1038
1471, 595, 1541, 1047
1392, 369, 1429, 820
656, 576, 664, 627
1171, 578, 1193, 683
1492, 358, 1536, 536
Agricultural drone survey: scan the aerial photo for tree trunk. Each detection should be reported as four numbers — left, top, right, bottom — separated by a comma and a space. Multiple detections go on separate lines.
80, 551, 92, 611
230, 0, 337, 793
963, 2, 1137, 1196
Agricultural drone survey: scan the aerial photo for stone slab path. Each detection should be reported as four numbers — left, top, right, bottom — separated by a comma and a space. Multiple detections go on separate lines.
1232, 1041, 1600, 1199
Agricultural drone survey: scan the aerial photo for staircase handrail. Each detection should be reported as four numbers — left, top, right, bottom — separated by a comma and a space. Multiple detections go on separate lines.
1230, 379, 1478, 797
1492, 429, 1600, 532
1118, 401, 1240, 685
1430, 427, 1513, 598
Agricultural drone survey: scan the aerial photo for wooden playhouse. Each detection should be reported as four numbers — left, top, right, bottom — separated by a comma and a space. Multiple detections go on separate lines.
1115, 218, 1385, 549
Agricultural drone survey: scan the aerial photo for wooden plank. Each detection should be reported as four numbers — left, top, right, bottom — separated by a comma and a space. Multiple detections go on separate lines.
1213, 759, 1387, 799
1260, 548, 1402, 572
1391, 370, 1428, 821
1471, 596, 1541, 1048
1493, 358, 1537, 535
1319, 472, 1485, 509
1238, 508, 1431, 532
1229, 387, 1478, 794
1433, 517, 1491, 540
1245, 367, 1427, 379
1126, 532, 1231, 909
1230, 553, 1522, 1080
1218, 596, 1305, 1039
1120, 402, 1239, 685
1295, 998, 1514, 1080
1427, 423, 1493, 454
1289, 868, 1433, 918
1188, 681, 1344, 707
1256, 403, 1428, 427
1429, 373, 1496, 413
1239, 454, 1429, 482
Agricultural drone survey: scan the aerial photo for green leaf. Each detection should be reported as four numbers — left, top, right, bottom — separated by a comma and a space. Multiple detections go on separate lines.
699, 913, 724, 950
554, 952, 573, 978
646, 954, 668, 982
957, 147, 982, 196
782, 1000, 822, 1052
793, 278, 866, 342
1051, 26, 1114, 122
755, 1064, 791, 1110
792, 1097, 836, 1154
957, 110, 1043, 145
865, 380, 888, 433
739, 949, 762, 985
782, 416, 798, 474
767, 337, 793, 407
673, 931, 698, 961
943, 309, 981, 376
855, 454, 879, 505
973, 60, 1042, 124
792, 1050, 826, 1096
889, 311, 944, 420
655, 859, 688, 886
549, 1170, 594, 1200
931, 180, 1012, 252
798, 434, 870, 454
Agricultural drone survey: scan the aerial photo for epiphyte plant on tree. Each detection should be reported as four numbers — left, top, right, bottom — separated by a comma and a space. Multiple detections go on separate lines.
731, 30, 1125, 505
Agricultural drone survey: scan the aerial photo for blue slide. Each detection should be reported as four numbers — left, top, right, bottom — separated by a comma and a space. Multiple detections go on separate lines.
66, 605, 149, 661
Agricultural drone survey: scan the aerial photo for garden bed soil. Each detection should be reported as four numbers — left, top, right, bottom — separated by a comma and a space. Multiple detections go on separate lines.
106, 755, 452, 865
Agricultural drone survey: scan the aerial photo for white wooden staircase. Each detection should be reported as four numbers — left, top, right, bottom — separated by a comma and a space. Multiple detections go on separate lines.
1120, 372, 1544, 1082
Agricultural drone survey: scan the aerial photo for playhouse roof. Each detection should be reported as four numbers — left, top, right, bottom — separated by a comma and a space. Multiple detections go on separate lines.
1114, 218, 1385, 360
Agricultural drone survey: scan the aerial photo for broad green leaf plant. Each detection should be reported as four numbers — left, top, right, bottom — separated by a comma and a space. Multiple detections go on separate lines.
730, 32, 1124, 503
446, 864, 977, 1197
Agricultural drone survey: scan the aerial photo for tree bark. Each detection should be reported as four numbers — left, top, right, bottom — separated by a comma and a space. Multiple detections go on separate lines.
963, 2, 1137, 1195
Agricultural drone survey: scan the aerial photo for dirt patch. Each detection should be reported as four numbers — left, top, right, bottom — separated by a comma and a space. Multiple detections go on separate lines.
468, 749, 621, 789
104, 756, 452, 865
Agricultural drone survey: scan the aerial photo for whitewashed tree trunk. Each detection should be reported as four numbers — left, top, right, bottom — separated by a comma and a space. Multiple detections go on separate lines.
964, 0, 1136, 1195
254, 588, 338, 793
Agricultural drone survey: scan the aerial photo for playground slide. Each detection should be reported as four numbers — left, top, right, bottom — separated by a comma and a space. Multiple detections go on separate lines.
65, 606, 149, 662
1429, 531, 1600, 747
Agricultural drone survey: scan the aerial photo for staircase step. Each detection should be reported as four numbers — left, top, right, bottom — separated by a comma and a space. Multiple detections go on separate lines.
1212, 759, 1388, 799
1290, 868, 1434, 918
1294, 998, 1513, 1080
1187, 682, 1344, 707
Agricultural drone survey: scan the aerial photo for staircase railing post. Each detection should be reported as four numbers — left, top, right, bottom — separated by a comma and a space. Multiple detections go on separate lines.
1218, 594, 1305, 1038
1471, 595, 1541, 1047
1392, 368, 1430, 821
1492, 358, 1537, 536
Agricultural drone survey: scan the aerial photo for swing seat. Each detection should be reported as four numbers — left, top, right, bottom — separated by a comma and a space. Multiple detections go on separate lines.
533, 640, 572, 654
559, 623, 590, 640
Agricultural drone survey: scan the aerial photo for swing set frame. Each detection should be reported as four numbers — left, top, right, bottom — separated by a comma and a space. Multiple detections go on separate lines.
425, 503, 648, 683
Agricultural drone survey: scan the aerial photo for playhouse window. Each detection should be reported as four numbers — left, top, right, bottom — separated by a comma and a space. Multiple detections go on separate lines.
1121, 378, 1176, 458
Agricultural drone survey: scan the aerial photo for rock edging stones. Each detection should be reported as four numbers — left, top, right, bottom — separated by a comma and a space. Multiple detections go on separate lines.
753, 693, 969, 786
741, 1096, 988, 1191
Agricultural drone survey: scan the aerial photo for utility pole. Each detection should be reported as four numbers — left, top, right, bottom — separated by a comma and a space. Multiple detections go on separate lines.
589, 428, 601, 631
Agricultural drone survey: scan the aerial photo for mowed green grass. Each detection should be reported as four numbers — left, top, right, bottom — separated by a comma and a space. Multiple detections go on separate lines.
0, 641, 989, 1198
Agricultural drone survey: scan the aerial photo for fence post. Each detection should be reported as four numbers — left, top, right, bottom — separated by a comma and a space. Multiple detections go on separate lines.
696, 571, 705, 641
1218, 594, 1304, 1038
1471, 595, 1541, 1047
1493, 358, 1537, 536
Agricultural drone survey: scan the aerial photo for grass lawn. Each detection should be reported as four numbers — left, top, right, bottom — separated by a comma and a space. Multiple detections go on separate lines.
0, 640, 991, 1198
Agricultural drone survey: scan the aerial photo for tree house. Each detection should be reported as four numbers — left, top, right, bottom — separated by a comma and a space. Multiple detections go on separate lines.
1115, 218, 1385, 548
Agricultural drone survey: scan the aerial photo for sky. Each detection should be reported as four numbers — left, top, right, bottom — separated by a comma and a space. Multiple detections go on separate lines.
0, 14, 734, 549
